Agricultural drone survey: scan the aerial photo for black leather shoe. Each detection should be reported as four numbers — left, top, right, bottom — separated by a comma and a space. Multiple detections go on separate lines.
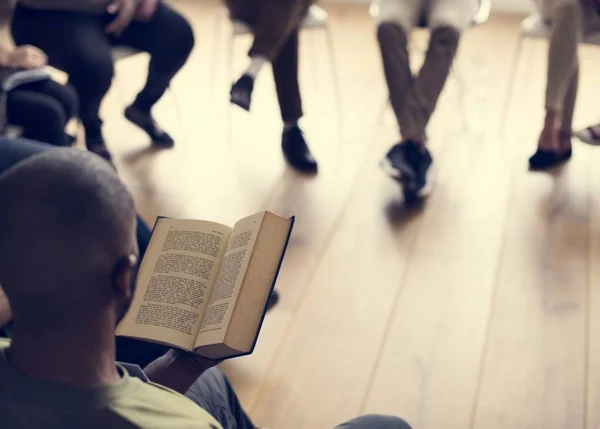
86, 135, 113, 162
230, 74, 254, 111
528, 148, 572, 171
282, 126, 318, 174
125, 105, 174, 148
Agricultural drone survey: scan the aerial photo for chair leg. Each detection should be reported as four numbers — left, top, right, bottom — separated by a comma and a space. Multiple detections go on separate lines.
450, 62, 469, 131
226, 33, 235, 146
169, 87, 187, 144
325, 24, 343, 143
499, 34, 525, 138
378, 97, 390, 126
210, 8, 224, 96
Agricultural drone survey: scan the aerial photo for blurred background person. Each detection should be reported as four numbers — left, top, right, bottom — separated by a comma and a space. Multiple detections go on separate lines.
11, 0, 194, 161
227, 0, 318, 174
377, 0, 477, 198
0, 44, 77, 147
529, 0, 600, 170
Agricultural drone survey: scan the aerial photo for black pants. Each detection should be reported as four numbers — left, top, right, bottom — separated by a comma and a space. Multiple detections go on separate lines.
11, 2, 194, 139
7, 79, 78, 147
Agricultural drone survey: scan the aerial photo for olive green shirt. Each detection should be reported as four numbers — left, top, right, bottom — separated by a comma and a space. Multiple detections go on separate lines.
0, 339, 222, 429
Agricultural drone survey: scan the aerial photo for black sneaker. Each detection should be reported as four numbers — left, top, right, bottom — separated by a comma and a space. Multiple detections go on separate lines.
381, 140, 434, 198
282, 126, 318, 174
125, 105, 174, 148
86, 134, 113, 162
230, 74, 254, 111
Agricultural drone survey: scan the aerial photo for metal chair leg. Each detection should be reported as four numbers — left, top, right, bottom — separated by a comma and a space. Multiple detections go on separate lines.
450, 63, 469, 131
226, 33, 235, 146
325, 24, 343, 144
499, 34, 525, 138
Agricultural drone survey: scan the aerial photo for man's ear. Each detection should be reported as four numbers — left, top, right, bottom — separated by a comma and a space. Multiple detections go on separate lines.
112, 254, 138, 300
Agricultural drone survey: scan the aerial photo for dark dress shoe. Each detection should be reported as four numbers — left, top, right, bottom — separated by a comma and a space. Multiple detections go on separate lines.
528, 148, 572, 171
125, 105, 174, 148
86, 135, 113, 162
230, 74, 254, 111
282, 126, 318, 174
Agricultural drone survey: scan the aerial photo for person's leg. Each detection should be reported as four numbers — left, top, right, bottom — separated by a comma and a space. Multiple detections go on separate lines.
273, 31, 303, 126
334, 414, 412, 429
229, 0, 310, 111
185, 367, 256, 429
558, 64, 578, 155
530, 0, 581, 170
24, 79, 79, 122
398, 10, 462, 143
112, 2, 194, 146
376, 18, 412, 135
271, 30, 318, 173
378, 0, 436, 199
7, 89, 71, 146
11, 5, 114, 160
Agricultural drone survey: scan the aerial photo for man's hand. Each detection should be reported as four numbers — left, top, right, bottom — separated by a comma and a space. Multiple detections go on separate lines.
7, 45, 47, 69
106, 0, 137, 36
144, 349, 221, 394
135, 0, 159, 21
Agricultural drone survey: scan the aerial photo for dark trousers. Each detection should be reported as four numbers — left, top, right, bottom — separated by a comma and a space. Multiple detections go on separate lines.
7, 80, 78, 147
226, 0, 306, 122
11, 2, 194, 139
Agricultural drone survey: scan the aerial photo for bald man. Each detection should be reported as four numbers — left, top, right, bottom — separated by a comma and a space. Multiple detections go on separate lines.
0, 146, 411, 429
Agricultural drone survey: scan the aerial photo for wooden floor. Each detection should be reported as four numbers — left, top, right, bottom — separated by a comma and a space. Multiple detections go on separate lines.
87, 2, 600, 428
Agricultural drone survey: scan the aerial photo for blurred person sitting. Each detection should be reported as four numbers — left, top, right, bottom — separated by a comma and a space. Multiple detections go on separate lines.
0, 44, 77, 147
529, 0, 600, 170
377, 0, 477, 198
0, 146, 412, 429
227, 0, 318, 174
11, 0, 195, 161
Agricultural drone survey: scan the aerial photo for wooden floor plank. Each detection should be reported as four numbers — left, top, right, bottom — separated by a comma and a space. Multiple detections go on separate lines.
472, 37, 593, 429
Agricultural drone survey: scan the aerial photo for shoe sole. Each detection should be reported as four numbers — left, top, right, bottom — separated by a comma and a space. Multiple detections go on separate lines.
380, 157, 436, 199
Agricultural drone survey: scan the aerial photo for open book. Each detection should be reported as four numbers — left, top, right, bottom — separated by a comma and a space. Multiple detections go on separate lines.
116, 211, 294, 360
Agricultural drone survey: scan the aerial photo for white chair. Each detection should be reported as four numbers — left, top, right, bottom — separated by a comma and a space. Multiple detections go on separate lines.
501, 13, 600, 130
370, 0, 491, 126
221, 4, 342, 137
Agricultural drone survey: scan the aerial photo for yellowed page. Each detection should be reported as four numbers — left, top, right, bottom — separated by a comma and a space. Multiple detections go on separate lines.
116, 218, 232, 350
194, 212, 265, 348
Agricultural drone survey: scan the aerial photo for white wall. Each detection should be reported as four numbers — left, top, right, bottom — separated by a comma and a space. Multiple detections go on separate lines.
324, 0, 534, 15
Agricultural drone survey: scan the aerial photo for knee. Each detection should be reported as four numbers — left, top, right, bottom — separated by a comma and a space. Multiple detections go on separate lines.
366, 415, 412, 429
177, 19, 195, 57
39, 99, 69, 128
339, 414, 412, 429
161, 9, 195, 60
377, 21, 408, 48
430, 25, 460, 51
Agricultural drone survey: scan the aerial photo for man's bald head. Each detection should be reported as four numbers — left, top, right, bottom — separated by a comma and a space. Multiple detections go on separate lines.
0, 149, 138, 331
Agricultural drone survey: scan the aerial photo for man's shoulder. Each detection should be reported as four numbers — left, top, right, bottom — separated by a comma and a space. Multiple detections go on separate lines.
112, 379, 223, 429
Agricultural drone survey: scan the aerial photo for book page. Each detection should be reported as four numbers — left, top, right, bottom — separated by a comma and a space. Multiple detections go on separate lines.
116, 218, 232, 350
194, 212, 266, 348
